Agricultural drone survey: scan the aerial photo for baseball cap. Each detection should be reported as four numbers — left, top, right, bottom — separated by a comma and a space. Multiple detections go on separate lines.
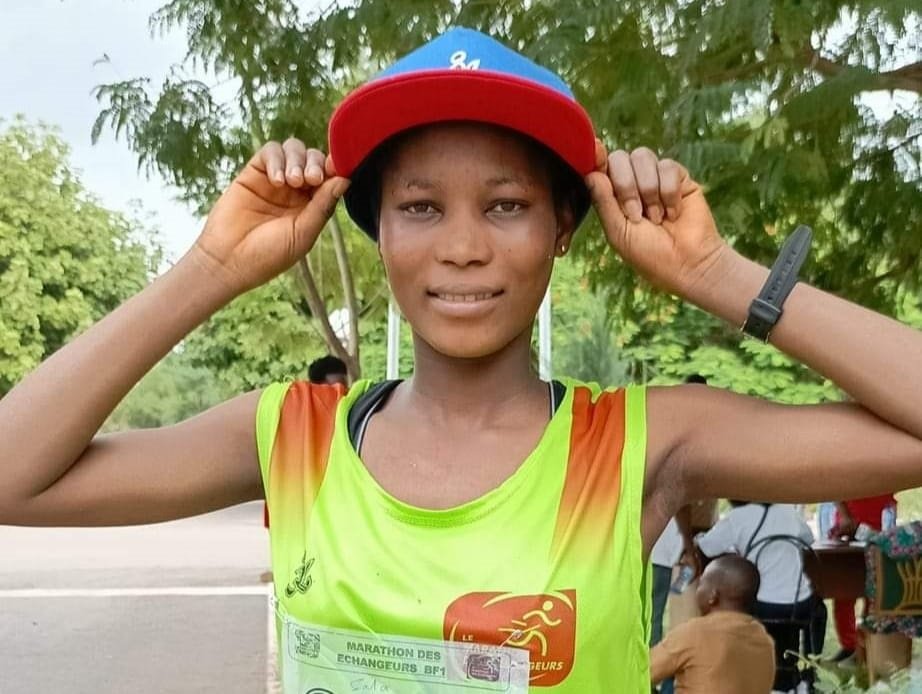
328, 27, 596, 238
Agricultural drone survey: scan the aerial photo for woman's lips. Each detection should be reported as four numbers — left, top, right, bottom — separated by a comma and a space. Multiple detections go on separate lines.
427, 288, 504, 316
433, 291, 498, 302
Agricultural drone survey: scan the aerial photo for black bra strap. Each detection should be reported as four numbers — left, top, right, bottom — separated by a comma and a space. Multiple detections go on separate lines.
347, 379, 567, 453
347, 380, 401, 452
550, 380, 566, 417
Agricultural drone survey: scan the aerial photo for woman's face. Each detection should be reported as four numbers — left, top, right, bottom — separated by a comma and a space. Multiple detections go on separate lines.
378, 124, 573, 360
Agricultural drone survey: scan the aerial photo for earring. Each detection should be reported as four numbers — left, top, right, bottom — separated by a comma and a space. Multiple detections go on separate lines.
560, 244, 567, 254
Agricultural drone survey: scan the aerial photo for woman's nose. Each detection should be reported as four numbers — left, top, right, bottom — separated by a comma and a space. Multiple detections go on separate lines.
433, 211, 494, 266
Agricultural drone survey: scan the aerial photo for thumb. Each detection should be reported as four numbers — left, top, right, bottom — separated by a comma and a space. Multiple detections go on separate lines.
585, 171, 628, 252
293, 176, 351, 241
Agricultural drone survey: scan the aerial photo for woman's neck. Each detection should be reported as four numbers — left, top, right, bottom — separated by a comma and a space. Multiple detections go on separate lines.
400, 328, 547, 427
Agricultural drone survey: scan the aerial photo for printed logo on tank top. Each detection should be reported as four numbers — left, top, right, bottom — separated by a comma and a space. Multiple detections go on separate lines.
443, 590, 576, 686
285, 552, 316, 598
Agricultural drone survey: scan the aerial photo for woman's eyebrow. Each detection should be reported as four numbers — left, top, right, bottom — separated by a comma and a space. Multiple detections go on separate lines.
400, 177, 441, 191
485, 174, 530, 187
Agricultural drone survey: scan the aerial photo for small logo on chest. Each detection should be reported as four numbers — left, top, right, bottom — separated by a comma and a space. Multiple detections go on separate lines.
285, 552, 315, 598
444, 590, 577, 686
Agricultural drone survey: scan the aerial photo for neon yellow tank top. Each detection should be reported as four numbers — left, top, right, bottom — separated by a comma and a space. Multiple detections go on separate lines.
256, 379, 650, 693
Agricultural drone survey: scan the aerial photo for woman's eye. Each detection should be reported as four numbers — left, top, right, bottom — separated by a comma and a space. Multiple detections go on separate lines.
490, 201, 525, 214
403, 202, 438, 215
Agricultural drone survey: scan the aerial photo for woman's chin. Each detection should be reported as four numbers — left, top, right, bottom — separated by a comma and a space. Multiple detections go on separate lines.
418, 330, 518, 362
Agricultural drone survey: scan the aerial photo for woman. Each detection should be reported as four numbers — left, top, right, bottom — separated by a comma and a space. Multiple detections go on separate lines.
2, 27, 922, 693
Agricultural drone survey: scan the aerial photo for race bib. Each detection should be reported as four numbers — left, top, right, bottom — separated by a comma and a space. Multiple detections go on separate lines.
279, 611, 531, 693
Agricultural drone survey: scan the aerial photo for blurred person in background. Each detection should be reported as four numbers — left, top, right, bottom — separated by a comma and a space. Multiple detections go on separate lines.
828, 493, 897, 662
651, 555, 775, 694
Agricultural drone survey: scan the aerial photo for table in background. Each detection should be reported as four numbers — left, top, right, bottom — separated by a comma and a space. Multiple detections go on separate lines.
803, 541, 867, 600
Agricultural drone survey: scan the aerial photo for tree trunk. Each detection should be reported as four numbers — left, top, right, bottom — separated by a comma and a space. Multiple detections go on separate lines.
294, 258, 360, 381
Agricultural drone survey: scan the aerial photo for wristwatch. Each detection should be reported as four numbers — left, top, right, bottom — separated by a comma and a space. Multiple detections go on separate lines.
741, 225, 813, 342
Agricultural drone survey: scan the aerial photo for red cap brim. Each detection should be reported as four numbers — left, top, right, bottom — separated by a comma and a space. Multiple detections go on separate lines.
328, 70, 596, 178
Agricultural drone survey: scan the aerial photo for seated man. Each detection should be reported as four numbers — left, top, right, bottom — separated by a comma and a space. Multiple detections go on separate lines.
697, 501, 826, 691
651, 555, 775, 694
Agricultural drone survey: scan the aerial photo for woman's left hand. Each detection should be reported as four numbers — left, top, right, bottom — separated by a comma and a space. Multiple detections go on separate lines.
585, 143, 729, 301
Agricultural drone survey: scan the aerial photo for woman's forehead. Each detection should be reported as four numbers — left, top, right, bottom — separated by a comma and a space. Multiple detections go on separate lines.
384, 123, 550, 187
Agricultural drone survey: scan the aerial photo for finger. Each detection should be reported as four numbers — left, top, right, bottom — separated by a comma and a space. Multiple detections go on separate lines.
594, 137, 608, 173
324, 154, 338, 178
304, 148, 326, 186
292, 176, 351, 243
282, 138, 308, 188
607, 150, 643, 223
657, 158, 683, 221
585, 171, 628, 252
677, 162, 696, 198
258, 142, 286, 186
630, 147, 663, 225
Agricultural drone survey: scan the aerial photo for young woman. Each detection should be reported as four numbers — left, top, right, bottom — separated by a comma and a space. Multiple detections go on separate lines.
2, 27, 922, 694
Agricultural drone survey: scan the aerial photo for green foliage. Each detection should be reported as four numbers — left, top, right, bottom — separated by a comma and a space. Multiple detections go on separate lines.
182, 274, 327, 392
305, 0, 919, 398
104, 348, 232, 430
92, 1, 920, 395
616, 297, 842, 401
93, 1, 391, 379
358, 305, 417, 382
799, 651, 917, 692
0, 118, 160, 396
550, 257, 630, 385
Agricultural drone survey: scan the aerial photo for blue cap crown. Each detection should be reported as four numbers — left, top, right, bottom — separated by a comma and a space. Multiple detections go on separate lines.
375, 27, 575, 99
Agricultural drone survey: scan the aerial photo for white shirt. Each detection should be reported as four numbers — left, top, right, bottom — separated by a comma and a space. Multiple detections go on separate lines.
697, 503, 815, 604
651, 518, 684, 568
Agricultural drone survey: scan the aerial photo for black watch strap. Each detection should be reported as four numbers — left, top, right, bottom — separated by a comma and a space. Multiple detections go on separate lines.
742, 224, 813, 341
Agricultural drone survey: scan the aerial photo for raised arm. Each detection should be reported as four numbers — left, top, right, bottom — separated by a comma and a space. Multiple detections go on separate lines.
585, 145, 922, 547
0, 140, 348, 526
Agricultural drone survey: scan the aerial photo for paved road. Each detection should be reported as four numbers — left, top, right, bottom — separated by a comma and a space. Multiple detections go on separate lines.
0, 502, 275, 693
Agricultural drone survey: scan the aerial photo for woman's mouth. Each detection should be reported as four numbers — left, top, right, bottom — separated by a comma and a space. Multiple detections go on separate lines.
433, 291, 500, 302
426, 287, 504, 316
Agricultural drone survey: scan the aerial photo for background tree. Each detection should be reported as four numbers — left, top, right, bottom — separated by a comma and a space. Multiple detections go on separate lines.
93, 0, 920, 398
0, 118, 159, 397
91, 0, 401, 381
104, 348, 233, 430
550, 258, 630, 386
317, 0, 920, 399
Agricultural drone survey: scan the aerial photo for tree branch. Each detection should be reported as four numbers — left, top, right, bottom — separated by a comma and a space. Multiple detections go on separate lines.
691, 46, 922, 95
803, 46, 922, 94
294, 258, 353, 371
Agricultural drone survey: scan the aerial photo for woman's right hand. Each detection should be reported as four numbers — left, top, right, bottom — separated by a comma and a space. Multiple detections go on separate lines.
192, 139, 350, 294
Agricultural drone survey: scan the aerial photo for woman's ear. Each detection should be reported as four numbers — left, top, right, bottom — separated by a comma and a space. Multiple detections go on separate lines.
554, 204, 576, 257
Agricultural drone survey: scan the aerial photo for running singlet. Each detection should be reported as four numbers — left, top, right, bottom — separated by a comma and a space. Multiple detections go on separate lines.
256, 379, 650, 693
